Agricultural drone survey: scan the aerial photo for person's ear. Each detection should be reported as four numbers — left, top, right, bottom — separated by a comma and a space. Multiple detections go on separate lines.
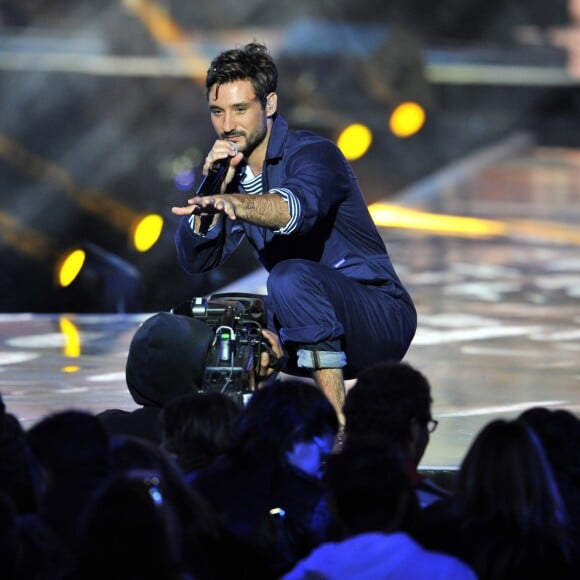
265, 93, 277, 115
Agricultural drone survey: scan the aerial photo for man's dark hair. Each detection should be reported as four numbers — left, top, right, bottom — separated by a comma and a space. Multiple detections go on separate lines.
26, 410, 110, 480
161, 391, 242, 472
229, 380, 338, 466
344, 361, 433, 444
206, 42, 277, 107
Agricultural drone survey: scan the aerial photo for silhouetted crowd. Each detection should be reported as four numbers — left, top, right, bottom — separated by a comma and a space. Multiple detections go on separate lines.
1, 313, 579, 579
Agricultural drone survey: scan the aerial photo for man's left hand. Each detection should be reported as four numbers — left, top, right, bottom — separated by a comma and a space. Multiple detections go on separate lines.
171, 194, 240, 221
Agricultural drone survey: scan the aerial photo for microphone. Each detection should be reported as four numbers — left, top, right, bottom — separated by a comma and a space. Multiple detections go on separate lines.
196, 157, 230, 196
196, 142, 238, 196
196, 145, 237, 234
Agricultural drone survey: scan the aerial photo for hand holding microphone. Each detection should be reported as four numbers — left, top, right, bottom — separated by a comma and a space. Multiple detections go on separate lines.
195, 142, 239, 234
171, 141, 240, 232
197, 141, 239, 196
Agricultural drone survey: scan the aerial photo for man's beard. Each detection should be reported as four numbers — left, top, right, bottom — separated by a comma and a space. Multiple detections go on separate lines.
224, 121, 267, 158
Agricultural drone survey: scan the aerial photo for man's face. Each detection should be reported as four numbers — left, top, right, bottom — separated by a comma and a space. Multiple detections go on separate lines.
207, 79, 271, 157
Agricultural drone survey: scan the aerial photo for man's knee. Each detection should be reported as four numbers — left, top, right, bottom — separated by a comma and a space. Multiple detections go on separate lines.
267, 259, 319, 298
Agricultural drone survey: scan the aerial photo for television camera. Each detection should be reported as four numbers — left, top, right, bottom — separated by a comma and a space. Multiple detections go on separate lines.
172, 293, 269, 406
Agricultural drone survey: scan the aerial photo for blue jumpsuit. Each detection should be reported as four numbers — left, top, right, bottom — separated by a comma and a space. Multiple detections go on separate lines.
175, 114, 416, 379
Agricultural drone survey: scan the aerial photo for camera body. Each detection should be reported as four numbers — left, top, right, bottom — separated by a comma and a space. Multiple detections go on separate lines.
174, 293, 266, 406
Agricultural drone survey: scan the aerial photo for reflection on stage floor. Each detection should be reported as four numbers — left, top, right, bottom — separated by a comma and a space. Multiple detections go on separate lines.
1, 137, 579, 471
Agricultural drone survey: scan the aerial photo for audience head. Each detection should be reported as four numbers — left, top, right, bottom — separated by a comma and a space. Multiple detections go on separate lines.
110, 433, 184, 480
74, 469, 184, 579
26, 410, 110, 488
125, 312, 214, 407
0, 395, 37, 513
161, 391, 242, 472
108, 434, 224, 578
518, 406, 580, 479
344, 361, 434, 465
109, 434, 219, 537
229, 380, 339, 478
325, 437, 418, 537
456, 418, 567, 532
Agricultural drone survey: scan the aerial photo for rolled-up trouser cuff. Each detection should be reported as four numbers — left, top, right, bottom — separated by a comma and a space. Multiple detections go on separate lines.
297, 349, 347, 370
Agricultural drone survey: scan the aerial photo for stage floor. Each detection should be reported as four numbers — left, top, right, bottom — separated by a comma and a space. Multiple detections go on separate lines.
1, 134, 579, 470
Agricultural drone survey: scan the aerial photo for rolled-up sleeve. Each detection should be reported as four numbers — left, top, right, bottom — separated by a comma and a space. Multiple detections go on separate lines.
269, 187, 301, 235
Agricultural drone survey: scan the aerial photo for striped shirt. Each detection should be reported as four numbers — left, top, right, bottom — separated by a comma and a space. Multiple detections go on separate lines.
240, 165, 300, 235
